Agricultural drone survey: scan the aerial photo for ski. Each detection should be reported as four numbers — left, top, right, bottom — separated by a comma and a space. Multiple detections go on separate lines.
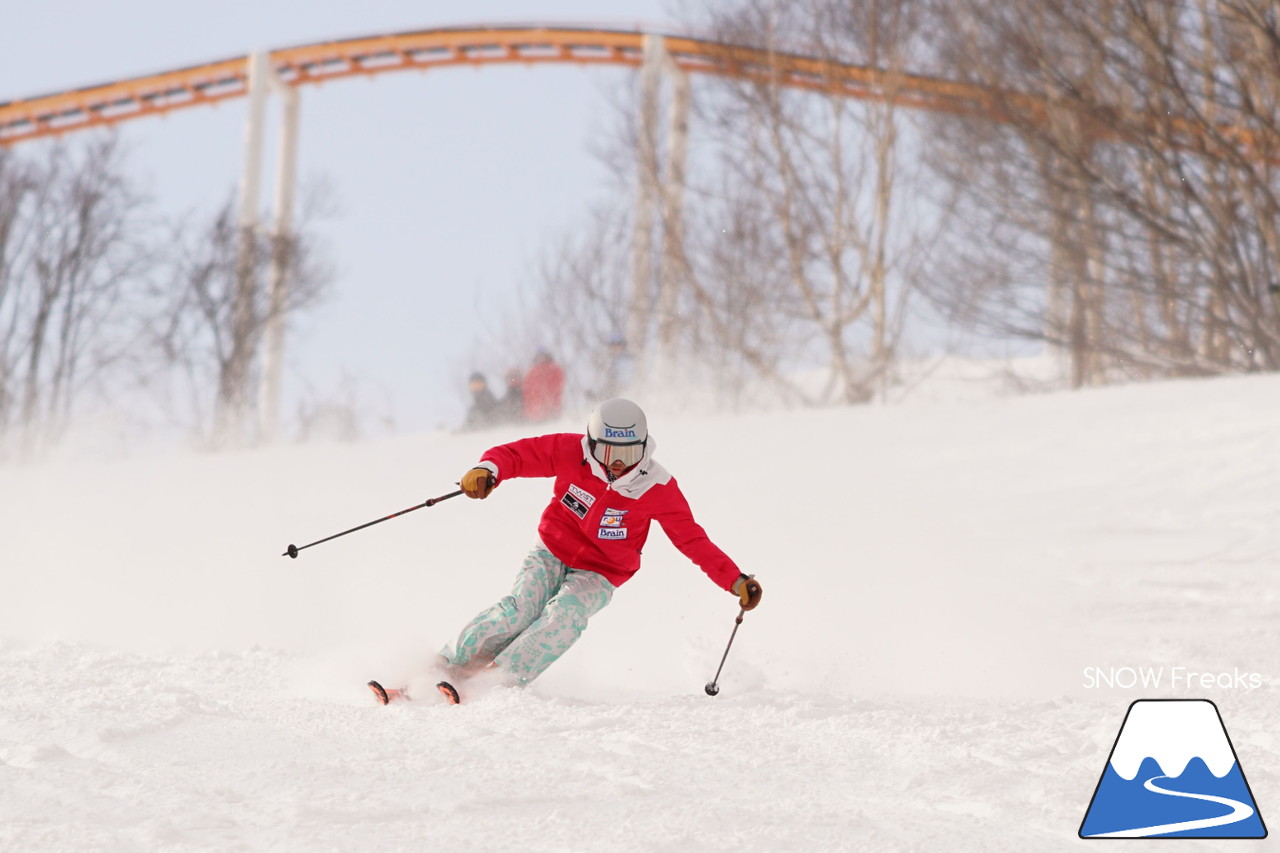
367, 679, 461, 705
367, 680, 410, 705
436, 680, 461, 705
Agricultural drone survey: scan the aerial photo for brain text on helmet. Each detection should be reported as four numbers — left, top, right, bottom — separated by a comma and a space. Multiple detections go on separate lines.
604, 426, 638, 440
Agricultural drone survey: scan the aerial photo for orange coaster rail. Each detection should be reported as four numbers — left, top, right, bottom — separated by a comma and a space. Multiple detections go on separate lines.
0, 24, 1261, 159
0, 25, 1015, 147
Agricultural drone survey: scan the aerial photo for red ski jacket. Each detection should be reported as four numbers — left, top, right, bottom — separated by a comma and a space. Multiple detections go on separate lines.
521, 359, 565, 421
476, 433, 741, 590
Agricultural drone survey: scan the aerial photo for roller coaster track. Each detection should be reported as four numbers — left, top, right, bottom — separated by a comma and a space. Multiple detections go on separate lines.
0, 24, 1262, 158
0, 25, 1050, 147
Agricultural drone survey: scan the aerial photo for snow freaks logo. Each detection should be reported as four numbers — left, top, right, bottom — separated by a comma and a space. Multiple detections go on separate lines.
1082, 666, 1262, 690
1079, 700, 1267, 839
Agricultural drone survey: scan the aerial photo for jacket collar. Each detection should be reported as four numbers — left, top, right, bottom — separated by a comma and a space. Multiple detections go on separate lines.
580, 434, 663, 496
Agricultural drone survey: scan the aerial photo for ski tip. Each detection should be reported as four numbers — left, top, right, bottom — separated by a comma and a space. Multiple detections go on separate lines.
436, 680, 461, 705
369, 680, 414, 705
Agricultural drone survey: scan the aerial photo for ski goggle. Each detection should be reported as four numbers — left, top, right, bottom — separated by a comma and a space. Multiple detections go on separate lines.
590, 438, 645, 468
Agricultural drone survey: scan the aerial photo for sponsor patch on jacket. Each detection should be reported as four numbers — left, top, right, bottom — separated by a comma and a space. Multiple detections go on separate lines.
561, 491, 589, 519
603, 508, 627, 517
568, 484, 595, 507
600, 515, 623, 527
598, 527, 627, 540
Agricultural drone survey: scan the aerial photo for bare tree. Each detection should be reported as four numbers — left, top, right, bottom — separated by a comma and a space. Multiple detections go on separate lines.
510, 0, 942, 411
0, 137, 152, 460
652, 0, 941, 405
150, 184, 333, 448
460, 197, 636, 420
513, 0, 1280, 406
923, 0, 1280, 384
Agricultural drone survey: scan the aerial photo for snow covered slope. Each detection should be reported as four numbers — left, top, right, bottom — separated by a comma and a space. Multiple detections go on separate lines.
2, 373, 1278, 850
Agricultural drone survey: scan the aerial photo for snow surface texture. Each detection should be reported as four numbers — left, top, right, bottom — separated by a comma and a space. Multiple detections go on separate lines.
2, 371, 1278, 850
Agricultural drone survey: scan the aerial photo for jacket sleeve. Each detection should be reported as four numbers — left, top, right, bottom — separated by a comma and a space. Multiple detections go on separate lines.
479, 433, 577, 483
654, 479, 742, 591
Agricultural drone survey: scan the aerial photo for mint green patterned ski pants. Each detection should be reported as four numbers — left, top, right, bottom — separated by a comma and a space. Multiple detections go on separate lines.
439, 542, 616, 685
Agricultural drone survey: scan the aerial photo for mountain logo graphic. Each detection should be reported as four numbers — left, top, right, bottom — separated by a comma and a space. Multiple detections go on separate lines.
1080, 699, 1267, 839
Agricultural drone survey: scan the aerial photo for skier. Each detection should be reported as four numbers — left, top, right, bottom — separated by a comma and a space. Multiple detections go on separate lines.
369, 397, 762, 705
461, 371, 501, 431
521, 347, 565, 422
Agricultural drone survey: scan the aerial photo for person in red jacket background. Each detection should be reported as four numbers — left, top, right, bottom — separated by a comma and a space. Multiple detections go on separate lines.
521, 347, 565, 422
434, 397, 761, 700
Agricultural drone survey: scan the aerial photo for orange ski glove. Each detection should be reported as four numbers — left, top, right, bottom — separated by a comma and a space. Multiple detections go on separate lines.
460, 467, 496, 499
732, 574, 762, 610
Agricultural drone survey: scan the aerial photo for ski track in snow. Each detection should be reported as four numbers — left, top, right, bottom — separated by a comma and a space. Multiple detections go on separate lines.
0, 642, 1106, 851
4, 370, 1280, 850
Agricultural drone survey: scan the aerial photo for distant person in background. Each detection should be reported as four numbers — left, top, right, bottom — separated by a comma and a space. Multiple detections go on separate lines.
498, 368, 524, 424
522, 348, 565, 422
602, 334, 635, 398
462, 372, 500, 431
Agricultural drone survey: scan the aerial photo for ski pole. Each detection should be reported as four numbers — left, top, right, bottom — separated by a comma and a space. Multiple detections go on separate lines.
283, 489, 464, 558
704, 608, 745, 696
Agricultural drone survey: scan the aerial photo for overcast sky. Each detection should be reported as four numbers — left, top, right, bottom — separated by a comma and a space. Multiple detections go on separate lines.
0, 1, 682, 435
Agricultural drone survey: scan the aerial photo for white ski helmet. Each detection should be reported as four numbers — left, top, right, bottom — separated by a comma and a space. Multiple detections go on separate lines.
587, 397, 648, 468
